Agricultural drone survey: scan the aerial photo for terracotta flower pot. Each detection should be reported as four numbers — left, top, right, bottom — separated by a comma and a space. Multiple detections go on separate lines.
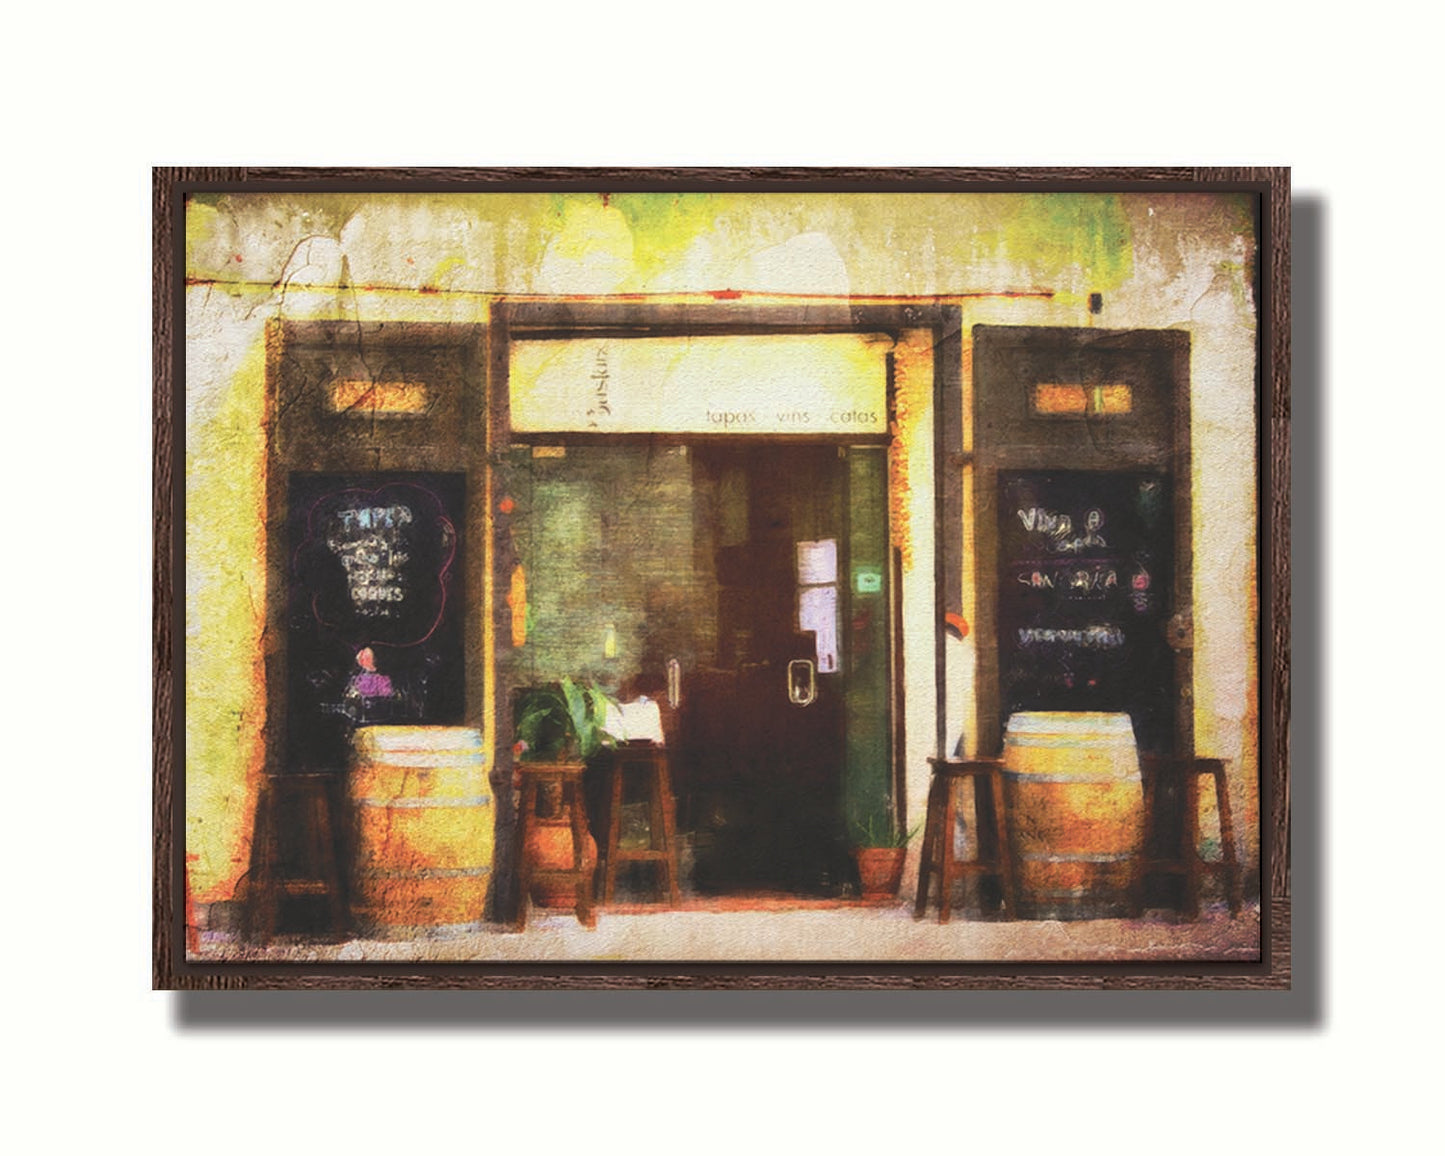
853, 847, 906, 900
524, 821, 598, 907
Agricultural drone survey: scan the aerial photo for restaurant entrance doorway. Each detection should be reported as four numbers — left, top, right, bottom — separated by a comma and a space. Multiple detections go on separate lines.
502, 440, 894, 898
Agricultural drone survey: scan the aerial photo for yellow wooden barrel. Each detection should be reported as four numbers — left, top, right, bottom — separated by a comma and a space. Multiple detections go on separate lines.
348, 726, 493, 936
1001, 712, 1143, 919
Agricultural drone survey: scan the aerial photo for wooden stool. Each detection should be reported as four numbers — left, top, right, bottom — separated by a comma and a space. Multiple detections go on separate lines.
914, 758, 1016, 923
1136, 757, 1244, 918
249, 773, 347, 942
599, 742, 681, 906
515, 763, 596, 930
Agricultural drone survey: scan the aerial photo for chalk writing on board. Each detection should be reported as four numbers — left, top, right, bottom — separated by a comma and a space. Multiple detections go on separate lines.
1017, 626, 1125, 648
999, 470, 1175, 754
1017, 506, 1108, 553
324, 504, 416, 618
1016, 566, 1120, 593
286, 475, 467, 772
296, 481, 457, 648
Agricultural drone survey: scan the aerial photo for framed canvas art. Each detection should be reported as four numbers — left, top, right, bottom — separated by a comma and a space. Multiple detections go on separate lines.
155, 167, 1289, 989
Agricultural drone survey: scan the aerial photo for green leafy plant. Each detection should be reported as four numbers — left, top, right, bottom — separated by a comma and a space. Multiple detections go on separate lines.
514, 676, 618, 762
850, 814, 921, 849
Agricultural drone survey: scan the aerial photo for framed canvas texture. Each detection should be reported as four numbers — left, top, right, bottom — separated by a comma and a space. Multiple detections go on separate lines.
155, 167, 1289, 990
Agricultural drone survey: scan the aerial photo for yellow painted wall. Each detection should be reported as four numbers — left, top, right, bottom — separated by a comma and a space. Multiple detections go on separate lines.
184, 191, 1260, 905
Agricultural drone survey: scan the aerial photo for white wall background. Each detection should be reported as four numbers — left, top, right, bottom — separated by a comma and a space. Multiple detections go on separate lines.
1, 2, 1435, 1153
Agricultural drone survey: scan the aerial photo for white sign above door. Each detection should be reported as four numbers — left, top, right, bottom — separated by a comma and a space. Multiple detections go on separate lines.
509, 333, 892, 435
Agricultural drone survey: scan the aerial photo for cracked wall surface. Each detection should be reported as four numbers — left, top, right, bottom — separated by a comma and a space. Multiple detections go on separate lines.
184, 191, 1259, 913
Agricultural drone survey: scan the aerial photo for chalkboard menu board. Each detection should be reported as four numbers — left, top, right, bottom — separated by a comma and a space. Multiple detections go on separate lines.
286, 473, 465, 772
997, 471, 1174, 754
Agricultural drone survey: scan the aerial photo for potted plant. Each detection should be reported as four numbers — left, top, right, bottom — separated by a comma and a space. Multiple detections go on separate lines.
850, 815, 919, 901
513, 676, 617, 764
512, 677, 618, 909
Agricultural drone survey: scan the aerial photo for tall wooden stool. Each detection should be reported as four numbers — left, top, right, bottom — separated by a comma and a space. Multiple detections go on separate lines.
515, 763, 596, 930
914, 758, 1016, 923
249, 773, 348, 942
599, 742, 681, 906
1136, 757, 1244, 918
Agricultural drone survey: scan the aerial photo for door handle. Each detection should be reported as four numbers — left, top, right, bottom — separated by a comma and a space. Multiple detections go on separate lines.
666, 657, 681, 709
787, 659, 817, 707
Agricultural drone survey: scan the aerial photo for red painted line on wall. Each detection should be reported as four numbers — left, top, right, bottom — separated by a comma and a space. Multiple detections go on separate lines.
183, 276, 1056, 303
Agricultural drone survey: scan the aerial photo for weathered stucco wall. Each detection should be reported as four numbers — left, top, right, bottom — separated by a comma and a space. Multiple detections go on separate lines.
185, 191, 1258, 904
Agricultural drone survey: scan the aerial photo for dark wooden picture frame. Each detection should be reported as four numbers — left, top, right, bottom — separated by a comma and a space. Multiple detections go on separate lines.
155, 167, 1289, 990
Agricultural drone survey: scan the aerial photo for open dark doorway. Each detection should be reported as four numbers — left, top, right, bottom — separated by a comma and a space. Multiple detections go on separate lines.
503, 440, 893, 899
681, 445, 849, 895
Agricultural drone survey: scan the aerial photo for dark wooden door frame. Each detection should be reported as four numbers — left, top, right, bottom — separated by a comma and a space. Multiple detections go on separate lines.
263, 319, 490, 777
487, 300, 965, 828
970, 324, 1193, 757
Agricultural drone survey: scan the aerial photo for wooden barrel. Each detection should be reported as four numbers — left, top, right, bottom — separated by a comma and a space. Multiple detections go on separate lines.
348, 726, 493, 936
1001, 712, 1143, 919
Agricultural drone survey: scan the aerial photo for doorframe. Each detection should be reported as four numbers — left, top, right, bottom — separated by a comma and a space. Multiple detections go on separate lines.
970, 324, 1193, 757
263, 319, 488, 779
487, 300, 965, 838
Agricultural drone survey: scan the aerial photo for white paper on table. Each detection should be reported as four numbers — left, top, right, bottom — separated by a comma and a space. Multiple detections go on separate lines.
604, 697, 666, 744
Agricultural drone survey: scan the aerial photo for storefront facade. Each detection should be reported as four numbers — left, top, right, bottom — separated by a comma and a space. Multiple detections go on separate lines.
183, 190, 1262, 931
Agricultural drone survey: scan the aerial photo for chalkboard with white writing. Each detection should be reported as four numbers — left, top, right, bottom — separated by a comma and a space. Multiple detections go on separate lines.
997, 470, 1174, 754
285, 473, 465, 772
